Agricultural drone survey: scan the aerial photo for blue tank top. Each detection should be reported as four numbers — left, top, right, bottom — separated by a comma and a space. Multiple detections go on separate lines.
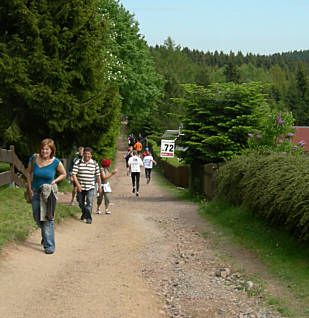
30, 155, 60, 191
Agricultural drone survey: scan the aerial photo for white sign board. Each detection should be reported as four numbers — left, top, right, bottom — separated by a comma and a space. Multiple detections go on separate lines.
160, 139, 175, 158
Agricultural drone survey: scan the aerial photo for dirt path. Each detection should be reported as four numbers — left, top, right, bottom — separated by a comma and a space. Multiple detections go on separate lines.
0, 136, 292, 318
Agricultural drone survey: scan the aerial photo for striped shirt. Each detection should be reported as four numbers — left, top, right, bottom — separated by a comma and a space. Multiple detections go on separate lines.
72, 158, 100, 191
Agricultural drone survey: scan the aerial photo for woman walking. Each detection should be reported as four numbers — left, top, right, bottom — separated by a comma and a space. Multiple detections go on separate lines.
26, 138, 66, 254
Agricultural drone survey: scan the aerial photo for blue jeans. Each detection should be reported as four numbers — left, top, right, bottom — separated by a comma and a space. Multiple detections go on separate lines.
77, 189, 94, 221
31, 191, 55, 253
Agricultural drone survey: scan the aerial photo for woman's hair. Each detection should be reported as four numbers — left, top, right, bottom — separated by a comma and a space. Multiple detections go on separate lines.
39, 138, 56, 158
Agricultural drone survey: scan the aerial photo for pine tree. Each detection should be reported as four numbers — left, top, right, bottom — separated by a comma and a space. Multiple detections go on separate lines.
0, 0, 120, 158
174, 82, 269, 164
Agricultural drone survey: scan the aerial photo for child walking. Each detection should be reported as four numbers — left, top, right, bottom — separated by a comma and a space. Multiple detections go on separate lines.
96, 159, 118, 215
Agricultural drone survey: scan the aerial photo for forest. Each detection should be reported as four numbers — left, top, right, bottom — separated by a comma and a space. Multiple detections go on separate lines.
146, 37, 309, 136
0, 0, 309, 163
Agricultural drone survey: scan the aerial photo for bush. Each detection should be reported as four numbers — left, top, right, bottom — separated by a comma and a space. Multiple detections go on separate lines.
216, 153, 309, 241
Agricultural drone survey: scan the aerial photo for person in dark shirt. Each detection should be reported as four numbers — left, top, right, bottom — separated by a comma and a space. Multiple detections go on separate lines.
69, 146, 84, 205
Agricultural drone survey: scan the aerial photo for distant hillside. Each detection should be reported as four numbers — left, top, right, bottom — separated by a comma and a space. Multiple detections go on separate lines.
276, 50, 309, 61
179, 47, 309, 70
149, 38, 309, 132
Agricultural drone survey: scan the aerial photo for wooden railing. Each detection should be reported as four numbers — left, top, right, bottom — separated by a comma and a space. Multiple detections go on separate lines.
0, 145, 27, 188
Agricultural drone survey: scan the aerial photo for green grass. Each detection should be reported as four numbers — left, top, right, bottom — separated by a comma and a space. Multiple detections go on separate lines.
0, 186, 80, 252
0, 162, 10, 173
199, 200, 309, 317
152, 169, 309, 317
58, 178, 74, 193
152, 166, 193, 201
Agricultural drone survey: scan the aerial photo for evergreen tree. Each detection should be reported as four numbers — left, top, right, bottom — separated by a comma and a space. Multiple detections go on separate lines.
285, 63, 309, 125
0, 0, 121, 159
296, 63, 308, 98
174, 82, 269, 164
224, 57, 241, 83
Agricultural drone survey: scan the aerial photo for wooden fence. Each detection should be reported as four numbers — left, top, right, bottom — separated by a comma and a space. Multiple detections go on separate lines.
189, 163, 224, 201
161, 160, 189, 188
0, 145, 27, 188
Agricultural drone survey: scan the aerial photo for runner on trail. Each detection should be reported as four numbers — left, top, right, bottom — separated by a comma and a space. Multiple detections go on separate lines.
68, 146, 84, 205
128, 134, 135, 147
133, 140, 142, 154
124, 147, 132, 171
142, 147, 149, 158
72, 147, 101, 224
143, 151, 157, 184
128, 150, 143, 197
96, 159, 118, 215
137, 133, 143, 144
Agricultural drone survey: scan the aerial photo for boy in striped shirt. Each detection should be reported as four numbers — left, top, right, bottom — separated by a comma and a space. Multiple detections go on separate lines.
72, 147, 101, 224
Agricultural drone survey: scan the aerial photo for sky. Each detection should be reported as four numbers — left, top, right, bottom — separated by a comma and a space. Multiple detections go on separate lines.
119, 0, 308, 55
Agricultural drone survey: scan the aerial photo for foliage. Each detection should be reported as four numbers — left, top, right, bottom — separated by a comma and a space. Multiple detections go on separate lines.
148, 38, 200, 135
173, 82, 269, 164
224, 57, 241, 83
216, 153, 309, 241
0, 0, 121, 161
148, 40, 309, 138
200, 200, 309, 317
246, 111, 304, 155
0, 162, 10, 173
98, 0, 164, 136
0, 186, 80, 252
285, 63, 309, 125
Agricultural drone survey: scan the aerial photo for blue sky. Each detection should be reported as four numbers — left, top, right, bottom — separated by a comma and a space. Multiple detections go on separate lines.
119, 0, 308, 55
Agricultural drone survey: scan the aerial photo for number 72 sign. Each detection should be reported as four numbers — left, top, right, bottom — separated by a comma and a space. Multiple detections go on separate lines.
160, 139, 175, 158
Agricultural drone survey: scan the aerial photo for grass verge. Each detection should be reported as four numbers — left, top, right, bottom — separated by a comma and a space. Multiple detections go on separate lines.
0, 186, 80, 253
199, 200, 309, 317
153, 169, 309, 317
0, 162, 10, 173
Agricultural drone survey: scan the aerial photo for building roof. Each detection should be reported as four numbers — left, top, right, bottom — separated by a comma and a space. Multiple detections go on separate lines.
162, 130, 180, 138
292, 126, 309, 151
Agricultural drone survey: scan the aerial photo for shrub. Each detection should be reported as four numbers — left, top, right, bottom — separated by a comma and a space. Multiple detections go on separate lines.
216, 153, 309, 241
246, 111, 304, 155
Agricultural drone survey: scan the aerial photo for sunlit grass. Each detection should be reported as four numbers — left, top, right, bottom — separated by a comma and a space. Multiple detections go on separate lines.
0, 187, 79, 252
199, 200, 309, 317
0, 162, 10, 172
152, 169, 309, 317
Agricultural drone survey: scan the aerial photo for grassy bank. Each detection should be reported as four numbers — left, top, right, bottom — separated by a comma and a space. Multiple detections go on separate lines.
153, 170, 309, 317
0, 162, 10, 173
199, 200, 309, 317
0, 186, 79, 252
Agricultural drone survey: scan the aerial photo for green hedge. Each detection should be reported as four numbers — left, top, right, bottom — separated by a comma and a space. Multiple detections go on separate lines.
216, 153, 309, 241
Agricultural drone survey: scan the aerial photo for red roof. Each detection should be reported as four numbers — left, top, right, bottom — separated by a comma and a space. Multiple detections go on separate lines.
292, 127, 309, 151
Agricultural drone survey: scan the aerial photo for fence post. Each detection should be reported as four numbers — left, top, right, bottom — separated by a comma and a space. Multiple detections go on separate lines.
9, 145, 15, 188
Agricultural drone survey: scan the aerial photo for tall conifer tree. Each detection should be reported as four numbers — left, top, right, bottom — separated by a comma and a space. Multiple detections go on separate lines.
0, 0, 121, 158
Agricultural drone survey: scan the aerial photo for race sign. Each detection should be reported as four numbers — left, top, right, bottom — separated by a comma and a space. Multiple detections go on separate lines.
160, 139, 175, 157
